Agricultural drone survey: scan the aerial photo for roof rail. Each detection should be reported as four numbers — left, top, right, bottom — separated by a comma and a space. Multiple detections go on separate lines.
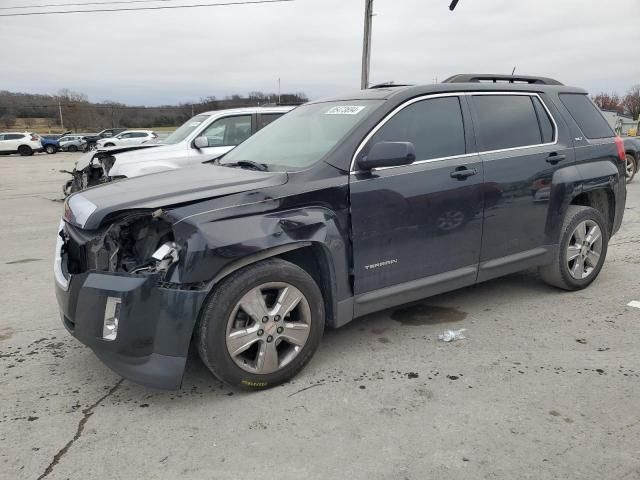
442, 74, 564, 86
368, 82, 413, 89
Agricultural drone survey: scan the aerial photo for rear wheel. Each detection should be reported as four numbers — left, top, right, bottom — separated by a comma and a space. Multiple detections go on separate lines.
539, 206, 608, 291
45, 144, 57, 154
625, 154, 637, 183
196, 259, 325, 390
68, 145, 78, 152
18, 145, 33, 156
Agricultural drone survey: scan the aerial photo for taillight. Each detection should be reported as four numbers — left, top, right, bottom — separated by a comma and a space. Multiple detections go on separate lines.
615, 136, 625, 162
31, 134, 39, 141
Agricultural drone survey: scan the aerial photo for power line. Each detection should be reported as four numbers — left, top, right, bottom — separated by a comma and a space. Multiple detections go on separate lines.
0, 0, 294, 17
0, 0, 176, 11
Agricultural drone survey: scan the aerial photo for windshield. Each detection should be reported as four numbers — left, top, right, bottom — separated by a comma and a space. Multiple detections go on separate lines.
220, 100, 382, 170
162, 114, 211, 145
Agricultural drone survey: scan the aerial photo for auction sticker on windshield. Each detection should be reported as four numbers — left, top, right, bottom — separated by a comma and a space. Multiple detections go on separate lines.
325, 106, 366, 115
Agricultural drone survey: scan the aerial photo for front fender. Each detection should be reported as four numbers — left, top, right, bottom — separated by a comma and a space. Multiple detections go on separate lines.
169, 206, 352, 325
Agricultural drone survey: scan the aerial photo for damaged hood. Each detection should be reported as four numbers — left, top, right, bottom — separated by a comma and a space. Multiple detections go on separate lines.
65, 164, 288, 229
74, 144, 162, 170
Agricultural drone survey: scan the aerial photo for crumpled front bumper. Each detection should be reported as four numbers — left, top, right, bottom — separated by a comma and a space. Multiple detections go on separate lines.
54, 223, 208, 390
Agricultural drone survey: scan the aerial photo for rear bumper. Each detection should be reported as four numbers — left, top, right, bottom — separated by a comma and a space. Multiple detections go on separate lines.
54, 226, 208, 389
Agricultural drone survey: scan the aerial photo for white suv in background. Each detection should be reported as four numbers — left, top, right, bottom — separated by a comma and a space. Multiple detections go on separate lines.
0, 132, 42, 156
96, 130, 157, 148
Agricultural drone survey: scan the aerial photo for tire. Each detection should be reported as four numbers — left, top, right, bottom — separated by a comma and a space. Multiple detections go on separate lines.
196, 258, 325, 390
539, 205, 608, 291
68, 145, 78, 152
45, 145, 57, 154
625, 154, 637, 183
104, 143, 115, 148
18, 145, 33, 156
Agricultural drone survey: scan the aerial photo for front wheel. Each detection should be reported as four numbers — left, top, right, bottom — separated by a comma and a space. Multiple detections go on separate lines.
625, 154, 637, 183
45, 145, 57, 154
539, 206, 608, 291
196, 258, 325, 390
68, 145, 78, 152
104, 142, 115, 148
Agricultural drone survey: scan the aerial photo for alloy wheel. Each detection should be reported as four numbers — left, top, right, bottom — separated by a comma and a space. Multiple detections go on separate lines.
625, 154, 636, 180
566, 220, 602, 279
225, 282, 312, 375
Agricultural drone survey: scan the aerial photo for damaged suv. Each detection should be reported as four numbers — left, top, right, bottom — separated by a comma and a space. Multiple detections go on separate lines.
55, 74, 626, 390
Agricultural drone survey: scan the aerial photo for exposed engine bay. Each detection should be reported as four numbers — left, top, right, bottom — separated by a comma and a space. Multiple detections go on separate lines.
62, 151, 118, 196
64, 210, 179, 278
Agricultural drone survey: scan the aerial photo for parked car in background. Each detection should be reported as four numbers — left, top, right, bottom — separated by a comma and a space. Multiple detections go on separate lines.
63, 106, 293, 193
41, 135, 61, 154
0, 132, 42, 156
84, 128, 128, 150
58, 135, 87, 152
55, 74, 626, 390
96, 130, 157, 149
623, 137, 639, 182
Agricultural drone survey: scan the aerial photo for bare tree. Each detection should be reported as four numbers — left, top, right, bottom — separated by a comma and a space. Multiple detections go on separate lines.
593, 92, 622, 113
1, 114, 15, 129
622, 85, 640, 120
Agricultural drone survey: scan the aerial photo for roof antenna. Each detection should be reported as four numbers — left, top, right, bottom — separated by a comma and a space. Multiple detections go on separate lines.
511, 65, 517, 75
449, 0, 460, 11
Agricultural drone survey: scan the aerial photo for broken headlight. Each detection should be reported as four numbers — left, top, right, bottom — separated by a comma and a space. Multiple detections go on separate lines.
87, 211, 180, 276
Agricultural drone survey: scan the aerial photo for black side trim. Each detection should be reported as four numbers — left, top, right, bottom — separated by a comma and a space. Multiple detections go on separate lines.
353, 266, 477, 318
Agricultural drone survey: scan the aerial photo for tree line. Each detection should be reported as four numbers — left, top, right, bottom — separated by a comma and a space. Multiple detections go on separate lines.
592, 85, 640, 120
0, 88, 308, 132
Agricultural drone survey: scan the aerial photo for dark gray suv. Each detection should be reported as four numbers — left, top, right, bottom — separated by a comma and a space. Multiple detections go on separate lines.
55, 74, 627, 390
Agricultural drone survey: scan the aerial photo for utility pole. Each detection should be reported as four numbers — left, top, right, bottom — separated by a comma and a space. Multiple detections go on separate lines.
278, 77, 281, 104
58, 100, 64, 130
191, 104, 194, 117
360, 0, 373, 90
360, 1, 461, 90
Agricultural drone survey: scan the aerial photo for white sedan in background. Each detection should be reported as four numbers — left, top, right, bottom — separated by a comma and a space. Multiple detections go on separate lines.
96, 130, 157, 148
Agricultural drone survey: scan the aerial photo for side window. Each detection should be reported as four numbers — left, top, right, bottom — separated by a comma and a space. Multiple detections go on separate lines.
119, 133, 132, 139
472, 95, 543, 151
257, 113, 283, 130
559, 93, 614, 139
0, 135, 5, 141
201, 115, 252, 147
369, 96, 466, 161
131, 132, 146, 138
7, 134, 24, 140
532, 97, 554, 144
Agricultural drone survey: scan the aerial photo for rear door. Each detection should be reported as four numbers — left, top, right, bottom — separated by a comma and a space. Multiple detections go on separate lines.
350, 94, 484, 315
6, 134, 24, 151
469, 92, 575, 282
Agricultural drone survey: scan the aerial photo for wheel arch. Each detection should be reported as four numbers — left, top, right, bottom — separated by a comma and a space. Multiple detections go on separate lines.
206, 242, 341, 328
570, 187, 615, 235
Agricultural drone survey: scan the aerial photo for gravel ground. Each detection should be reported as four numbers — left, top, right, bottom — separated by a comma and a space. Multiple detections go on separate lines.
1, 152, 639, 480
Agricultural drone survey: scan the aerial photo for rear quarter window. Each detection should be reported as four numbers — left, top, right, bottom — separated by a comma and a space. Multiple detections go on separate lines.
559, 93, 614, 139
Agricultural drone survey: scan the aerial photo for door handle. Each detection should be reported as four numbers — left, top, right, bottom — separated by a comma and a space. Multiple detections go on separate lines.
546, 153, 566, 164
450, 167, 477, 180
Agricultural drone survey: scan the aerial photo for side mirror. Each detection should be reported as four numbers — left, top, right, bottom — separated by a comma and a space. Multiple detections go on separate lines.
357, 141, 416, 170
194, 136, 209, 149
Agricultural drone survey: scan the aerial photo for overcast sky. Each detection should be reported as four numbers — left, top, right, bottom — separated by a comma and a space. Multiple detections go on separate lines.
1, 0, 639, 105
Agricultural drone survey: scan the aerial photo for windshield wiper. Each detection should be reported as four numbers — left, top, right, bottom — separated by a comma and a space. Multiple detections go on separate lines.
223, 160, 269, 172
